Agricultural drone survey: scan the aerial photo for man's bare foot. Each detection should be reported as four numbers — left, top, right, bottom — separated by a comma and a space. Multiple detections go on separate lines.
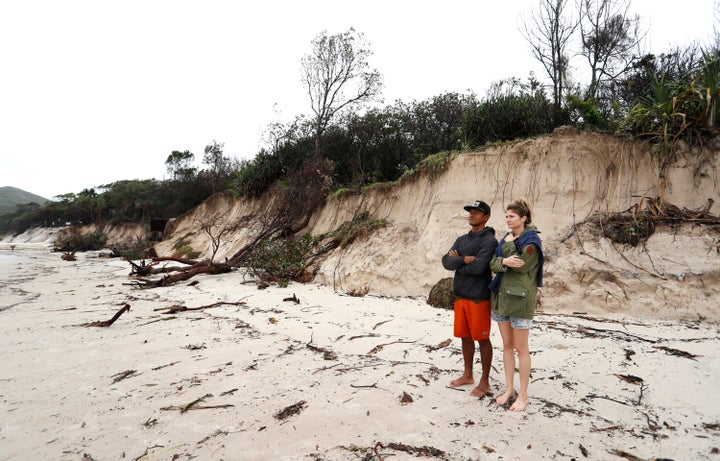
509, 396, 529, 412
449, 376, 474, 387
470, 383, 491, 397
495, 389, 516, 406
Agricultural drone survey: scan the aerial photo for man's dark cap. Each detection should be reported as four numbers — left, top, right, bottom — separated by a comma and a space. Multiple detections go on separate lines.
463, 200, 491, 215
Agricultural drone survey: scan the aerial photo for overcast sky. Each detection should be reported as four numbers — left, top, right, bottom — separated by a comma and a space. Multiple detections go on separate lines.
0, 0, 716, 199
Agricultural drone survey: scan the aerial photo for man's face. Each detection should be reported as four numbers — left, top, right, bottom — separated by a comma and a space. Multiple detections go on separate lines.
468, 208, 489, 227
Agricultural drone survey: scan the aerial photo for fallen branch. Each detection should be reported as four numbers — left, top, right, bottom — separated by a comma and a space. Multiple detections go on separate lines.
283, 293, 300, 304
160, 394, 234, 413
377, 442, 446, 459
274, 400, 307, 421
583, 393, 630, 406
542, 321, 657, 343
127, 263, 233, 288
653, 345, 699, 360
426, 338, 452, 352
312, 363, 342, 375
138, 316, 177, 326
610, 449, 646, 461
80, 304, 131, 327
372, 319, 393, 330
615, 374, 643, 385
306, 335, 338, 360
160, 403, 235, 412
154, 301, 246, 314
538, 397, 613, 423
111, 369, 139, 383
368, 340, 417, 355
126, 258, 158, 277
151, 361, 180, 371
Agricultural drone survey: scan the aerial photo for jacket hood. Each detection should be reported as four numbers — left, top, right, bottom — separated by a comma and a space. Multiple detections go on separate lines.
470, 226, 496, 236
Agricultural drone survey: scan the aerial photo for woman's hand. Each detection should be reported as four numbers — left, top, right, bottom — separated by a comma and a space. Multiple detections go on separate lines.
502, 255, 524, 268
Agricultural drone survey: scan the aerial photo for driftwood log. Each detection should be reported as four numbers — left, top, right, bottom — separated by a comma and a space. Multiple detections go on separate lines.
126, 256, 233, 288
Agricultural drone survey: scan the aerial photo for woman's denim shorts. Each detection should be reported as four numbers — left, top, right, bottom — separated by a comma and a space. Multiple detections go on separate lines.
491, 311, 533, 329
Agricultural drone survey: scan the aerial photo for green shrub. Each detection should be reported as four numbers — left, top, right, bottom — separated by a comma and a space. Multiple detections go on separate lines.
245, 233, 320, 287
567, 94, 603, 127
57, 231, 107, 252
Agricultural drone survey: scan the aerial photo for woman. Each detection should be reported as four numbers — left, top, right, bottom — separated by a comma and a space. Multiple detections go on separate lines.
488, 199, 543, 412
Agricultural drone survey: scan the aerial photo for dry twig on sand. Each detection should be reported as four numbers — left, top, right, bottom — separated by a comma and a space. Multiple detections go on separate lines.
110, 369, 139, 383
273, 401, 307, 420
154, 301, 246, 314
368, 340, 417, 355
282, 293, 300, 304
653, 345, 699, 360
80, 304, 131, 327
160, 394, 234, 413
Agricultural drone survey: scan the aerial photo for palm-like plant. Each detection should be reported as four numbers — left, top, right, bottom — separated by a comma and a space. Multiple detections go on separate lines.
621, 48, 720, 192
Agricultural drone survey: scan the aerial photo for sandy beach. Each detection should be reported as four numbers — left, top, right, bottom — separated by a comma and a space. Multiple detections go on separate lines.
1, 248, 719, 460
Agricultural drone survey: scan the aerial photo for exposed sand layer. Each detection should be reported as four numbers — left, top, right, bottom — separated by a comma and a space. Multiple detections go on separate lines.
149, 129, 720, 320
1, 249, 719, 460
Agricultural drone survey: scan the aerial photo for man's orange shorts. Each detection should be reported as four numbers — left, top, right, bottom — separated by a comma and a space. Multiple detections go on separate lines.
453, 298, 491, 340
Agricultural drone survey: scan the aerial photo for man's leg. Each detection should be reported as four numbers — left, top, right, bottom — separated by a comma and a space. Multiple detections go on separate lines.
470, 339, 492, 397
450, 337, 475, 387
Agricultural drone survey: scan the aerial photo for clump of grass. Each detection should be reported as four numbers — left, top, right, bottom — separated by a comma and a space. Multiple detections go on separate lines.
171, 236, 200, 258
333, 211, 388, 248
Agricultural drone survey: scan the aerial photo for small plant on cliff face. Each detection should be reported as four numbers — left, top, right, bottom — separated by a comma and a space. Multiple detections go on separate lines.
332, 211, 388, 248
171, 237, 200, 259
598, 207, 655, 247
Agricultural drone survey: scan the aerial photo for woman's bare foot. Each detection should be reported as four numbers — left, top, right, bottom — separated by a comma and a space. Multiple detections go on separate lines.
509, 395, 529, 412
495, 389, 516, 406
449, 376, 474, 387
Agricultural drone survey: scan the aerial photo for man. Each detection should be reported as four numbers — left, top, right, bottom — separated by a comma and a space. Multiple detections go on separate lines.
441, 200, 498, 397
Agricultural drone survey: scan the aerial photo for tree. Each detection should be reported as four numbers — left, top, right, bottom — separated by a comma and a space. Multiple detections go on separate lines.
579, 0, 643, 100
202, 140, 236, 193
301, 28, 382, 158
165, 150, 197, 181
522, 0, 579, 122
75, 188, 106, 224
715, 0, 720, 47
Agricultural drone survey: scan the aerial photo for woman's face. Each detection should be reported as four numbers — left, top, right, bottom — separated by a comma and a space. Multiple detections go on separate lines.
505, 209, 526, 233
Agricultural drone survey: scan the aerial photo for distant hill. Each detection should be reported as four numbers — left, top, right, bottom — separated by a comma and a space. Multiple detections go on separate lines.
0, 186, 49, 214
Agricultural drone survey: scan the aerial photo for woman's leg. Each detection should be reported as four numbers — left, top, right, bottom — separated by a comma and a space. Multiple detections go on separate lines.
510, 328, 531, 412
495, 321, 516, 405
